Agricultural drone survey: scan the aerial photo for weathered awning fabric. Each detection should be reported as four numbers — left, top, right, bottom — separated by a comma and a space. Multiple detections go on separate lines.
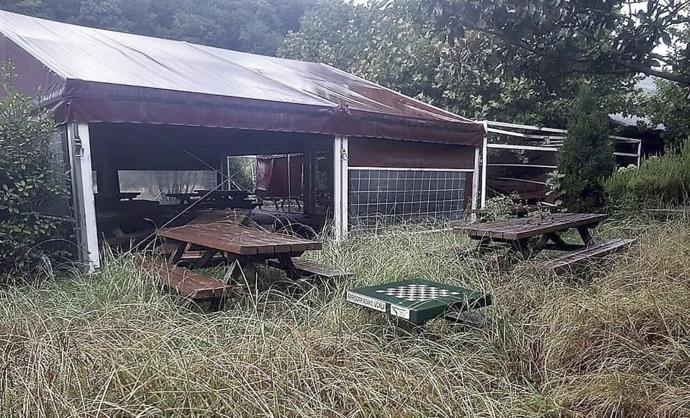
0, 11, 484, 145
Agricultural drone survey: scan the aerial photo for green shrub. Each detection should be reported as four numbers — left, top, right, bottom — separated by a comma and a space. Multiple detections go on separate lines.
645, 80, 690, 150
0, 64, 68, 273
554, 84, 615, 212
605, 141, 690, 208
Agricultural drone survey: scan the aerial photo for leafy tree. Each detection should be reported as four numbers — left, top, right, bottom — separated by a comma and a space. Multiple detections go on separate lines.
280, 0, 638, 125
0, 64, 68, 273
645, 79, 690, 149
0, 0, 318, 55
426, 0, 690, 86
555, 84, 615, 212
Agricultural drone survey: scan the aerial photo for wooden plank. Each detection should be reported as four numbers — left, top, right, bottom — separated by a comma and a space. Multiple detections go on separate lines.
266, 258, 354, 280
540, 239, 636, 273
156, 222, 321, 256
458, 213, 608, 240
147, 260, 231, 300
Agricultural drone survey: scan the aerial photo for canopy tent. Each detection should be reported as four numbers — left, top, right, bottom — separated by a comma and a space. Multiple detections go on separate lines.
0, 11, 485, 270
0, 10, 484, 145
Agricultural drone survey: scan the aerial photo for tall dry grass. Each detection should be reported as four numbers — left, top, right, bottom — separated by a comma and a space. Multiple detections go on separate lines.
1, 215, 689, 417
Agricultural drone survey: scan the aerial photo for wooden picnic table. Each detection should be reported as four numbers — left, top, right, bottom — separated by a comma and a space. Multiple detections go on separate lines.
457, 213, 608, 258
156, 222, 322, 283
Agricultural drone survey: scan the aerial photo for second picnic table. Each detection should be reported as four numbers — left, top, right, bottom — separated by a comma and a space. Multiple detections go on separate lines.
157, 222, 322, 282
457, 213, 609, 258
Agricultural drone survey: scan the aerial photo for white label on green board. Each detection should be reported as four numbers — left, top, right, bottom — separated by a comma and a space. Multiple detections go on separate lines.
347, 291, 387, 312
390, 304, 410, 320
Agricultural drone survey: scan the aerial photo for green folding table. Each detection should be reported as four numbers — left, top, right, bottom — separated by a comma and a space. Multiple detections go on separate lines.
347, 279, 492, 325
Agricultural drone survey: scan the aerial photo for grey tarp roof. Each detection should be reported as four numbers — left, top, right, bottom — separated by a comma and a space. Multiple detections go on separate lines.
0, 11, 484, 145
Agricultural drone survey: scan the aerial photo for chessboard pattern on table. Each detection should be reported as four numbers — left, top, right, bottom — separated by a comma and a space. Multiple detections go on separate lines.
347, 279, 491, 325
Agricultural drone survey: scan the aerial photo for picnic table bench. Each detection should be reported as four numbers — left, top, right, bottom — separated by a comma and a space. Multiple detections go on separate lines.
266, 258, 354, 289
457, 213, 634, 272
150, 222, 350, 308
537, 238, 636, 273
459, 213, 608, 257
147, 259, 231, 311
157, 222, 322, 280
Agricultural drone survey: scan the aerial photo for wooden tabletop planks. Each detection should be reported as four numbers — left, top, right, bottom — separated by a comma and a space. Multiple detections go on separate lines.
458, 213, 608, 240
156, 222, 322, 256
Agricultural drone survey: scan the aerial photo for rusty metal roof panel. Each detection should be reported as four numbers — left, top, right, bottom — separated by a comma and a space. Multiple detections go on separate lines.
0, 11, 484, 145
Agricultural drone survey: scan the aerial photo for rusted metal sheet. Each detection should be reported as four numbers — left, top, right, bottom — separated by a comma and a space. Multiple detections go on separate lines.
0, 11, 485, 146
349, 139, 476, 169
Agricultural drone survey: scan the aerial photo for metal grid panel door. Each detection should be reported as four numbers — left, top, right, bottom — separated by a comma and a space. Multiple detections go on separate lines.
348, 168, 469, 230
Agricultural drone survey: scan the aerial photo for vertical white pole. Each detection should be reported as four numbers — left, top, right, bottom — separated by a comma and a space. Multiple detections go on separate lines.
471, 146, 480, 222
481, 121, 489, 209
637, 141, 642, 167
333, 135, 349, 240
68, 122, 100, 271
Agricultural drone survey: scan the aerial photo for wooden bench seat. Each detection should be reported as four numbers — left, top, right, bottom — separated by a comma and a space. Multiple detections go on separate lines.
539, 239, 636, 273
147, 260, 231, 311
267, 259, 354, 281
291, 259, 354, 280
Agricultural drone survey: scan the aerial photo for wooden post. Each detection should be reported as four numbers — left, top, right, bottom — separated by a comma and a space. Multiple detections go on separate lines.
68, 122, 100, 271
333, 135, 349, 240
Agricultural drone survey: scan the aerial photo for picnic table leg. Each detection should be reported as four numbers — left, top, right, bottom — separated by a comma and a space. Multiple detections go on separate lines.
277, 255, 300, 280
531, 235, 550, 253
195, 249, 217, 268
546, 232, 569, 250
577, 226, 594, 246
168, 241, 188, 265
208, 294, 227, 312
511, 235, 548, 259
223, 256, 258, 286
475, 237, 492, 254
223, 256, 240, 283
510, 238, 533, 259
241, 261, 258, 286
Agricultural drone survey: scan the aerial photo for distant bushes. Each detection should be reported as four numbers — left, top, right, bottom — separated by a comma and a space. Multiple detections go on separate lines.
605, 141, 690, 208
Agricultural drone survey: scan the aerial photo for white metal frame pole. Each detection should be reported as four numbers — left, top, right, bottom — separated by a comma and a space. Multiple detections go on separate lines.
481, 121, 489, 209
68, 122, 100, 271
471, 146, 480, 222
637, 141, 642, 167
333, 135, 349, 240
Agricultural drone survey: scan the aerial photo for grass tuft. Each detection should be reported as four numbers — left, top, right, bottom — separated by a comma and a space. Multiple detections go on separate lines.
1, 218, 689, 416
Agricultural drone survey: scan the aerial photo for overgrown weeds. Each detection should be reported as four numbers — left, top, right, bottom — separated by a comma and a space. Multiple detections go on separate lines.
1, 218, 689, 416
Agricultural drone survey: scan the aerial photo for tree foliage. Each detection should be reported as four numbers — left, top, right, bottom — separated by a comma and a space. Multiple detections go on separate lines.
645, 79, 690, 148
426, 0, 690, 86
280, 0, 638, 125
556, 84, 615, 212
0, 0, 318, 55
0, 65, 68, 273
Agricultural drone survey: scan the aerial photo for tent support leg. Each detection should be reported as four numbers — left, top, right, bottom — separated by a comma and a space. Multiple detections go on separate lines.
68, 122, 100, 271
333, 135, 349, 241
